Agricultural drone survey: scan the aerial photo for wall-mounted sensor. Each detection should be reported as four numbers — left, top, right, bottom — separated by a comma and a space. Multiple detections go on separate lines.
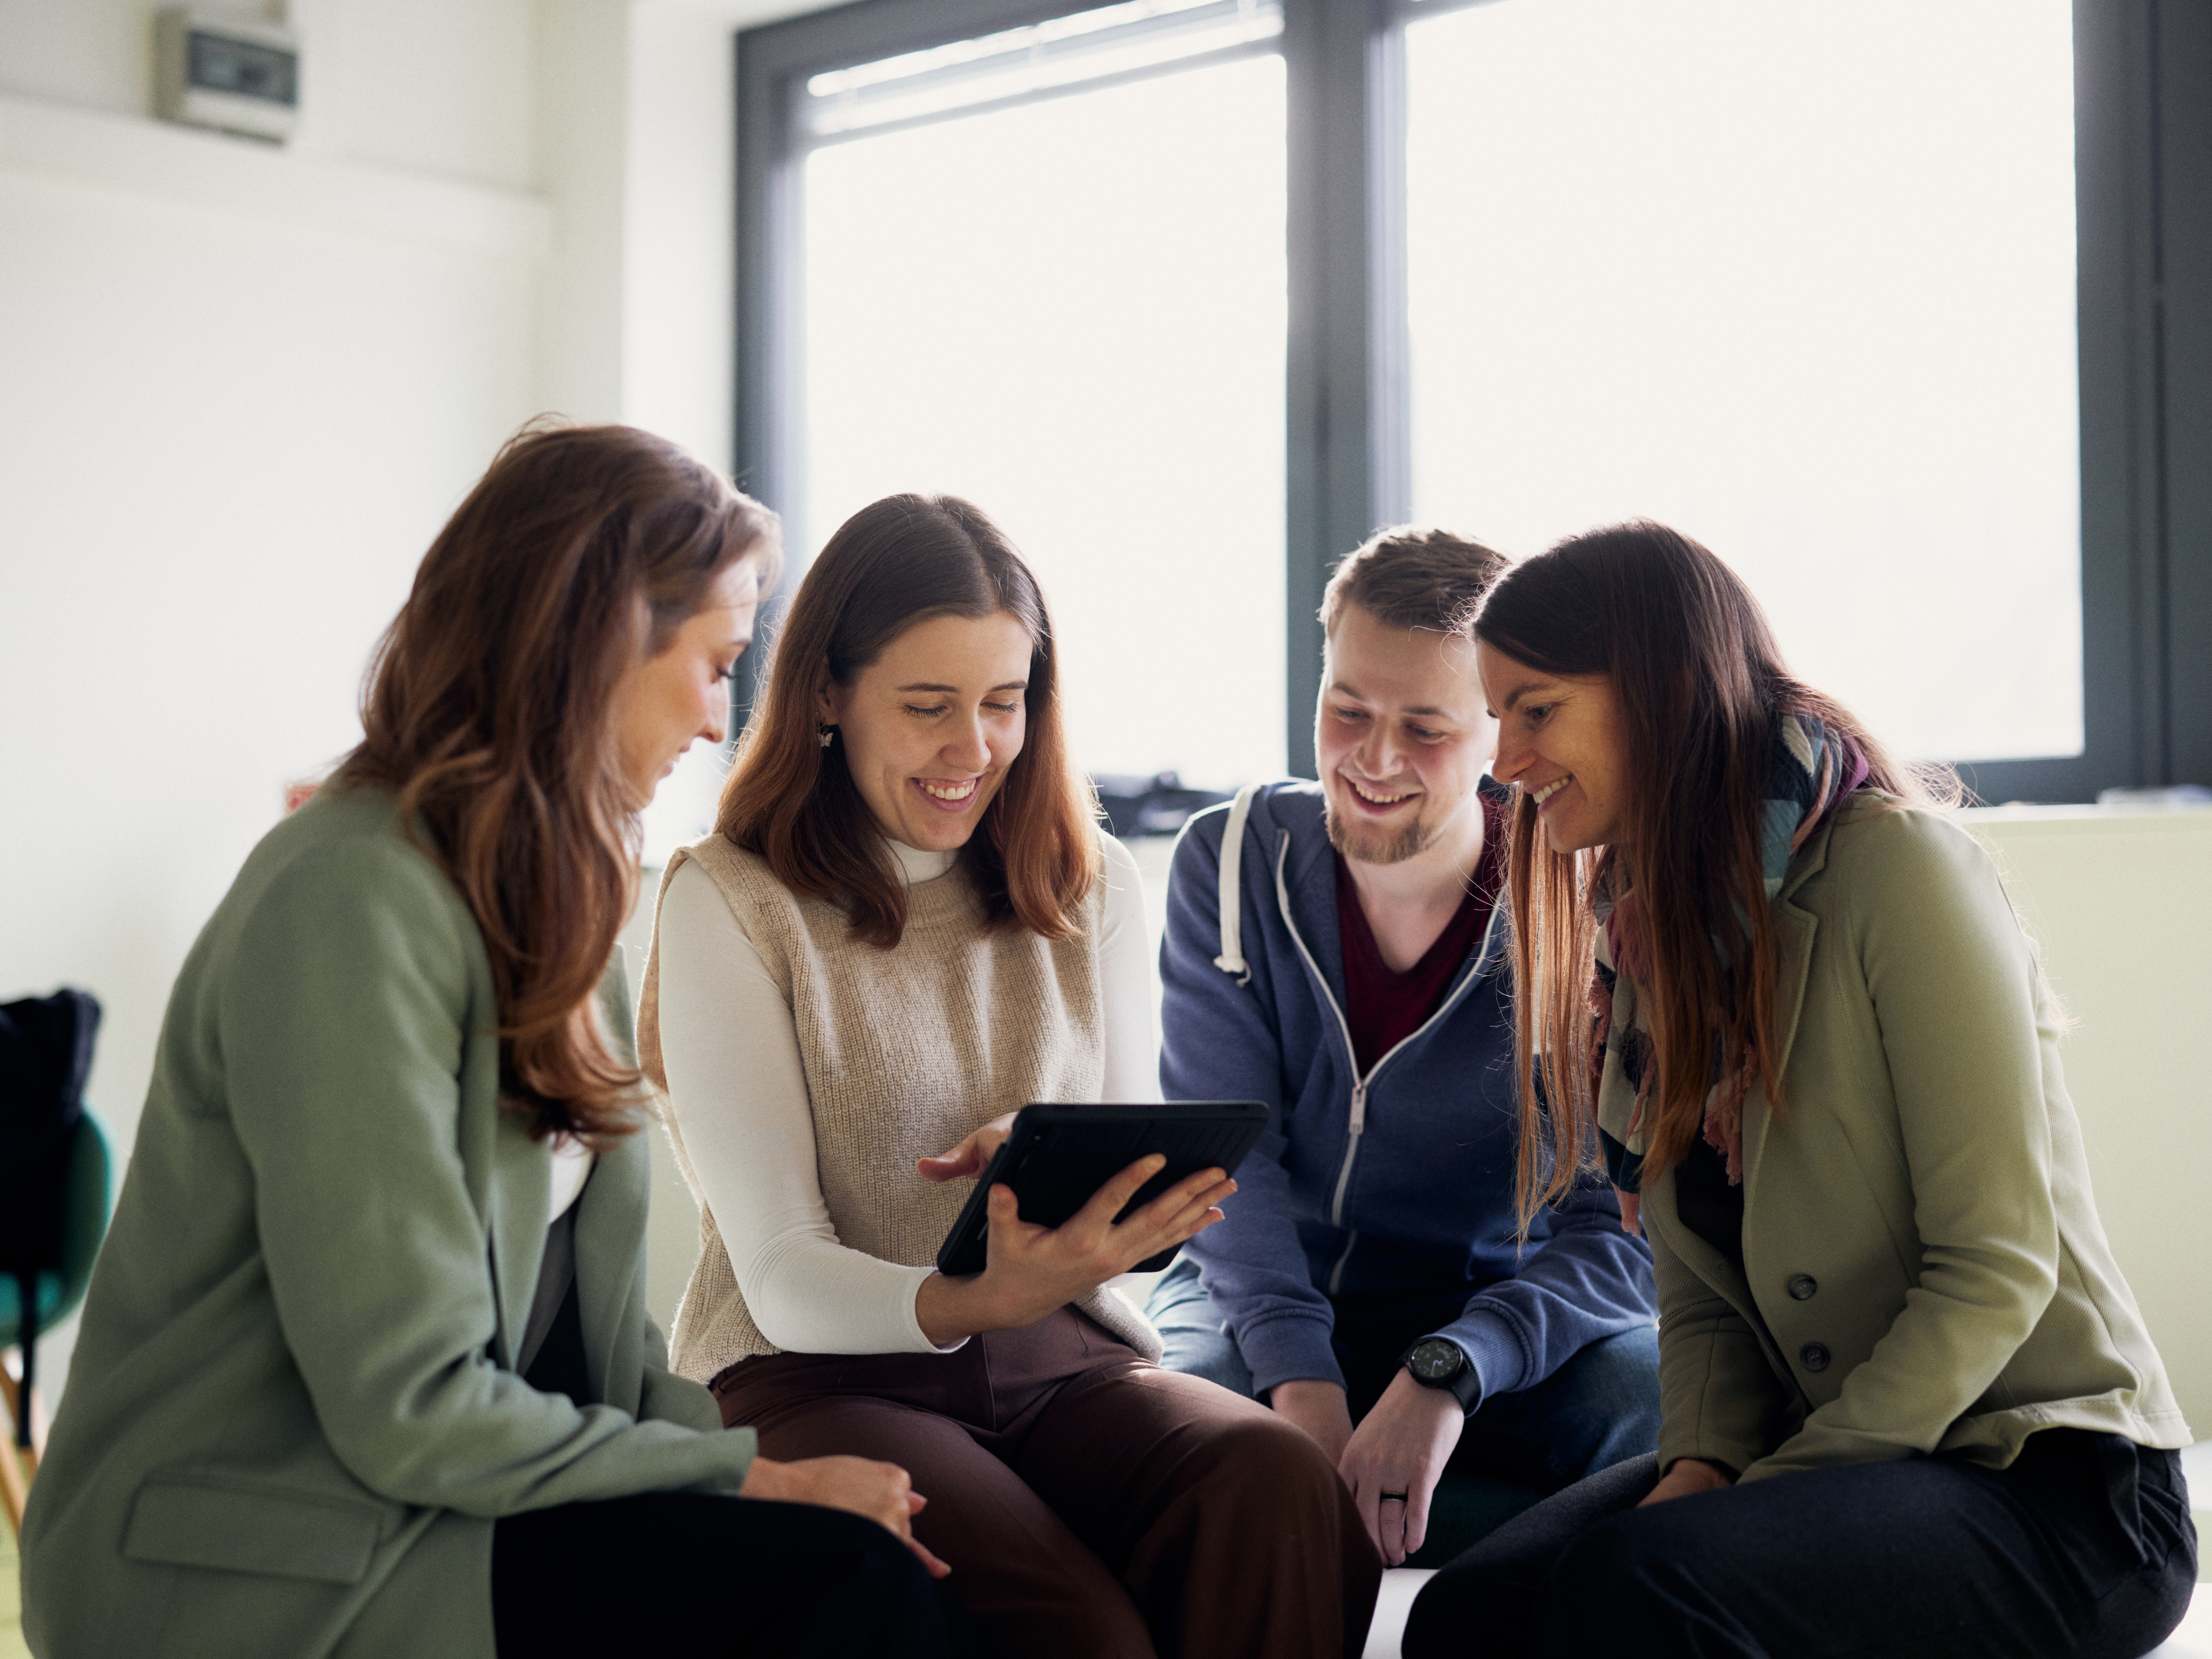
154, 9, 300, 144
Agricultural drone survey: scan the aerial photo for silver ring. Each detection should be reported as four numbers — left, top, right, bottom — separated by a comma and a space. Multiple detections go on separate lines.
1379, 1492, 1408, 1503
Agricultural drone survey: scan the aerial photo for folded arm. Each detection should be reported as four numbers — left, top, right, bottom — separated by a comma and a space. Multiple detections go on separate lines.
1427, 1174, 1655, 1402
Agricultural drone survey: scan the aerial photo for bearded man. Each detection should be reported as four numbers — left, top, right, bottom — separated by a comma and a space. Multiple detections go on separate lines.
1150, 527, 1660, 1568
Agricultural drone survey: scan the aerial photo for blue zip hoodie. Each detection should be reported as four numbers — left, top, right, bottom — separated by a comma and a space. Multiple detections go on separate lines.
1160, 779, 1656, 1400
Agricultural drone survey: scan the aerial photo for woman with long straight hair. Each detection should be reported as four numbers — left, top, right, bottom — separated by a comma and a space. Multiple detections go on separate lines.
640, 492, 1383, 1659
23, 424, 972, 1658
1403, 522, 2195, 1659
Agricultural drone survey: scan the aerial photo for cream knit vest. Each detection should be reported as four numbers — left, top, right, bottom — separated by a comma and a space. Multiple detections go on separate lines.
636, 833, 1162, 1383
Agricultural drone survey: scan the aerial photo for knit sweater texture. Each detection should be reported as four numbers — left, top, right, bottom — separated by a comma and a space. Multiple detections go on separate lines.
637, 832, 1161, 1382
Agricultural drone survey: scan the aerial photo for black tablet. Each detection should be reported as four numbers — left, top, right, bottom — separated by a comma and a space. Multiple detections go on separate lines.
935, 1101, 1270, 1278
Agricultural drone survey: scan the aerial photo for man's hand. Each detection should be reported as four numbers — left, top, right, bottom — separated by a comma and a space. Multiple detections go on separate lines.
1339, 1369, 1464, 1565
1270, 1379, 1354, 1467
1637, 1456, 1734, 1507
914, 1153, 1236, 1347
739, 1454, 951, 1578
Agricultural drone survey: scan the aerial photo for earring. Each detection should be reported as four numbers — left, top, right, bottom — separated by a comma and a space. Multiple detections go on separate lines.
817, 724, 835, 749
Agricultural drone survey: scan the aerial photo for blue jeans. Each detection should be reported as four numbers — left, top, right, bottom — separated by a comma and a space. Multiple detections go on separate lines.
1146, 1252, 1660, 1493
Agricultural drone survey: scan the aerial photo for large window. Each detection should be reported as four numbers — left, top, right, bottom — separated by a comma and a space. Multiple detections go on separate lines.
1405, 0, 2081, 764
740, 0, 2203, 800
764, 0, 1289, 791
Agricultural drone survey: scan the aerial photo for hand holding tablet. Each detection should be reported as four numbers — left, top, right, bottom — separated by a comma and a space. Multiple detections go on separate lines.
912, 1102, 1268, 1346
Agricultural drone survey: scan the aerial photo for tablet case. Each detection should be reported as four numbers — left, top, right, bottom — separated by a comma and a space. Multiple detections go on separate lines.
935, 1102, 1268, 1278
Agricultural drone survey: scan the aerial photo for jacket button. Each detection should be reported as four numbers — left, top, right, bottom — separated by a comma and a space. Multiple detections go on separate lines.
1788, 1274, 1818, 1301
1800, 1342, 1830, 1373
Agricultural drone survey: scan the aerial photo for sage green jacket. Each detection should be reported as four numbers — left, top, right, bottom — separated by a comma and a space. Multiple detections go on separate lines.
21, 786, 756, 1659
1610, 798, 2192, 1484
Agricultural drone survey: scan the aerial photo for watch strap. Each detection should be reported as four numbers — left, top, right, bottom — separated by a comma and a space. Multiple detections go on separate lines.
1400, 1337, 1482, 1413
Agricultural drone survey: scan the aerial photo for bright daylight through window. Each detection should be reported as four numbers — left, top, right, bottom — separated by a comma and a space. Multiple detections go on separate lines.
801, 0, 1289, 792
1405, 0, 2082, 763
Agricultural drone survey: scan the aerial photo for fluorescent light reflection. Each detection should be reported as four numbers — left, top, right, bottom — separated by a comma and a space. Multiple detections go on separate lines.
1406, 0, 2082, 762
803, 0, 1283, 143
808, 0, 1229, 98
805, 54, 1289, 789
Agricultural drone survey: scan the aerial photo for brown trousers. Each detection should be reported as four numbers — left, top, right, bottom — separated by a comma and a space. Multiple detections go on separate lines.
712, 1308, 1382, 1659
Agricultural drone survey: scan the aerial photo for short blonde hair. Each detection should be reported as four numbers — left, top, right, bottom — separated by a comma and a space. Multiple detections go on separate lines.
1319, 524, 1510, 637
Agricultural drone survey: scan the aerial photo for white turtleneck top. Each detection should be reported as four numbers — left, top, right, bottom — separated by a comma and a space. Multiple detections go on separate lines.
654, 834, 1158, 1356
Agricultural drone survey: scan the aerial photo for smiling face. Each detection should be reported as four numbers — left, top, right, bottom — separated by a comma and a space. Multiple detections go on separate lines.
822, 609, 1034, 853
1315, 602, 1499, 866
611, 559, 761, 808
1476, 641, 1633, 854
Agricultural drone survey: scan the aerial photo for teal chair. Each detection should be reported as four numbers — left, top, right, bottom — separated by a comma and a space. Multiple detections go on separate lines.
2, 1107, 113, 1529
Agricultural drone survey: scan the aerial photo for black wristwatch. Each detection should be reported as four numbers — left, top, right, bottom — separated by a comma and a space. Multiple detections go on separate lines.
1401, 1337, 1482, 1411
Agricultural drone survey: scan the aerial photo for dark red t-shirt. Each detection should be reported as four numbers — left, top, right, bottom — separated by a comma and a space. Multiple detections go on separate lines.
1334, 798, 1508, 1076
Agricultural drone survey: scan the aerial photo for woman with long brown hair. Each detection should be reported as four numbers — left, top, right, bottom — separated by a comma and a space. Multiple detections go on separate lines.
639, 492, 1382, 1658
1400, 522, 2195, 1658
22, 424, 973, 1658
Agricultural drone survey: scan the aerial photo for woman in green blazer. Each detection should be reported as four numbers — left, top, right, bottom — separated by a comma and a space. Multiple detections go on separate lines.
21, 424, 968, 1658
1404, 523, 2195, 1658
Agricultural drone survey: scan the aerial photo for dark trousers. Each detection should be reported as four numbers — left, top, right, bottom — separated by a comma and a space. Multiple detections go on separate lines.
712, 1306, 1383, 1659
493, 1283, 976, 1657
1403, 1429, 2198, 1659
491, 1491, 976, 1657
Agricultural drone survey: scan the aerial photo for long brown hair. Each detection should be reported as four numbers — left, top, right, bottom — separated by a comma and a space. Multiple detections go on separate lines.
1473, 522, 1936, 1221
718, 493, 1099, 948
340, 421, 780, 1143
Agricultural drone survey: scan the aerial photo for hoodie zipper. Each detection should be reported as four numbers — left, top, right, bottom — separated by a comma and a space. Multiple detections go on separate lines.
1271, 831, 1510, 1295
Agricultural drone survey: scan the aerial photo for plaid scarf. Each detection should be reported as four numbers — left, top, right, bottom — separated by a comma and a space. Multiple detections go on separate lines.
1589, 712, 1868, 1235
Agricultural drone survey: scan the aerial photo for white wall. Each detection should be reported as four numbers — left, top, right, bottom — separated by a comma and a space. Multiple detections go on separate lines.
0, 0, 550, 1126
0, 0, 541, 180
0, 0, 545, 1411
0, 106, 544, 1121
0, 0, 808, 1409
545, 0, 817, 461
1966, 809, 2212, 1433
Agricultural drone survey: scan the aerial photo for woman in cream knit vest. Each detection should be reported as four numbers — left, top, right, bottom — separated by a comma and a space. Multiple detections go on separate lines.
641, 494, 1382, 1658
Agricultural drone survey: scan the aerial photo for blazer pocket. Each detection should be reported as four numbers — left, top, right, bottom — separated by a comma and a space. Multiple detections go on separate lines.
123, 1472, 385, 1585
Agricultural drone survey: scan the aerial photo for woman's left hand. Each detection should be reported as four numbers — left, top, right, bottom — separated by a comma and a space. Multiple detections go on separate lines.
1637, 1456, 1734, 1507
913, 1154, 1234, 1346
917, 1112, 1020, 1183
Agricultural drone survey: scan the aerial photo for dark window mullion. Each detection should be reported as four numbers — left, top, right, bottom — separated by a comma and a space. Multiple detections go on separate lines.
2155, 0, 2212, 789
1967, 0, 2161, 804
1284, 0, 1405, 778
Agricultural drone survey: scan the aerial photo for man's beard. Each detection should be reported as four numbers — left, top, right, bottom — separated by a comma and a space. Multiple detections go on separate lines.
1323, 794, 1432, 866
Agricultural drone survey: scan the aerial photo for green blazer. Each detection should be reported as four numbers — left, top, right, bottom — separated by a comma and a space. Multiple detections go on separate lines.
1611, 797, 2192, 1483
21, 786, 756, 1659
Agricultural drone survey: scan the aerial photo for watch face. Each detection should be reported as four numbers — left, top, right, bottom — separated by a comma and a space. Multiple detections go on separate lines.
1411, 1340, 1463, 1381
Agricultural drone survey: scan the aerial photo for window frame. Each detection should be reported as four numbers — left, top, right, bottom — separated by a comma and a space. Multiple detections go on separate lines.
736, 0, 2207, 799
